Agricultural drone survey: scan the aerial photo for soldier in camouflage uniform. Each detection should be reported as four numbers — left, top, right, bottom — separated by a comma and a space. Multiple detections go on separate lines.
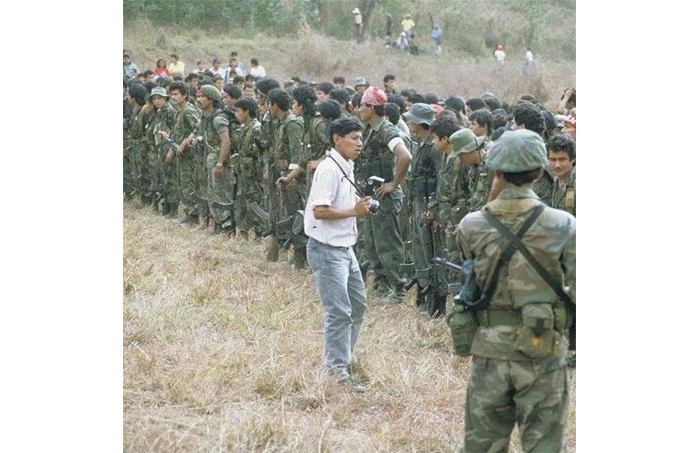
148, 87, 178, 215
195, 85, 233, 234
356, 87, 413, 302
266, 88, 305, 267
457, 130, 575, 452
123, 81, 134, 199
232, 97, 265, 239
547, 134, 576, 216
165, 82, 201, 225
428, 116, 467, 308
124, 82, 147, 201
404, 103, 444, 314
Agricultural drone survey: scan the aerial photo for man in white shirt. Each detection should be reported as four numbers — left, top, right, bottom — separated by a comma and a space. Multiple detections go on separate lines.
304, 117, 374, 391
210, 58, 226, 79
249, 58, 266, 78
168, 54, 185, 77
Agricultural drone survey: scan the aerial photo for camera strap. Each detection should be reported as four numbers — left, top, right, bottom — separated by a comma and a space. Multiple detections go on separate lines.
327, 153, 363, 197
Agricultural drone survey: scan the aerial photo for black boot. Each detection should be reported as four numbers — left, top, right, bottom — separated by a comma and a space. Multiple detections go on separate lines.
427, 293, 447, 318
166, 202, 179, 218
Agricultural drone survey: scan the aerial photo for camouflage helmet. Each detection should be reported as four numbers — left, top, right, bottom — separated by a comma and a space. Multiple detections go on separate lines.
199, 84, 221, 102
486, 130, 547, 172
450, 128, 485, 156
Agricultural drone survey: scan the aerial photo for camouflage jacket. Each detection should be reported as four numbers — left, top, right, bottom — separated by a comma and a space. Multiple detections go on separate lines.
198, 108, 229, 155
150, 103, 177, 151
357, 117, 402, 183
223, 108, 244, 154
457, 186, 576, 361
408, 135, 441, 202
533, 167, 555, 206
301, 113, 330, 167
269, 111, 303, 175
435, 153, 471, 229
550, 167, 576, 216
467, 155, 496, 212
171, 102, 200, 146
231, 118, 262, 177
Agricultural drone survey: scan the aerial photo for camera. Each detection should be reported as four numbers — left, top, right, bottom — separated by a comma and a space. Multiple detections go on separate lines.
365, 176, 384, 214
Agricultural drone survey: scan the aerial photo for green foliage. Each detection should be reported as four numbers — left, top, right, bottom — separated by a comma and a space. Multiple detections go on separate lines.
123, 0, 575, 60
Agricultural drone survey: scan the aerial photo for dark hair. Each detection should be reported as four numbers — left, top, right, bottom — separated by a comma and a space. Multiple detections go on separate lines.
503, 168, 542, 186
466, 97, 487, 112
540, 109, 557, 139
256, 77, 280, 95
158, 77, 173, 88
329, 117, 363, 142
561, 88, 576, 106
188, 85, 197, 100
203, 70, 214, 79
400, 88, 416, 97
224, 84, 242, 100
243, 83, 255, 91
233, 75, 245, 85
330, 88, 350, 107
251, 58, 259, 66
317, 82, 334, 95
144, 81, 157, 93
407, 93, 426, 105
387, 94, 406, 113
333, 76, 345, 85
196, 60, 204, 65
351, 92, 362, 108
469, 109, 493, 135
185, 72, 199, 82
492, 112, 508, 131
424, 92, 439, 105
213, 74, 224, 82
430, 115, 462, 140
143, 69, 154, 77
268, 88, 291, 111
234, 97, 258, 119
547, 134, 576, 160
319, 100, 342, 122
156, 59, 166, 68
483, 96, 502, 112
169, 81, 189, 98
385, 103, 401, 125
520, 94, 539, 103
173, 74, 183, 81
501, 101, 510, 113
170, 53, 178, 59
292, 85, 317, 114
128, 83, 147, 106
513, 101, 545, 135
383, 74, 396, 83
245, 74, 256, 82
491, 126, 507, 141
372, 104, 385, 117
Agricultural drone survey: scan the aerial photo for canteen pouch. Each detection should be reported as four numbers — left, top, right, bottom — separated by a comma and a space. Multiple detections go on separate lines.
515, 303, 557, 359
447, 306, 478, 357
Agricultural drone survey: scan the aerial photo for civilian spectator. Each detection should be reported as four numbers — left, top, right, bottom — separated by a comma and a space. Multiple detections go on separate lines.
154, 59, 169, 79
168, 54, 185, 77
494, 44, 506, 65
210, 58, 226, 79
249, 58, 266, 78
123, 53, 139, 77
194, 60, 206, 75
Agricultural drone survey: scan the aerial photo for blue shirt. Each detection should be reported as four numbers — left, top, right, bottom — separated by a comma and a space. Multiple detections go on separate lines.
123, 62, 139, 77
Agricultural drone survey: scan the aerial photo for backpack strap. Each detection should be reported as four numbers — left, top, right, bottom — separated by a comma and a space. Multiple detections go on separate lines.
470, 203, 545, 309
482, 205, 574, 312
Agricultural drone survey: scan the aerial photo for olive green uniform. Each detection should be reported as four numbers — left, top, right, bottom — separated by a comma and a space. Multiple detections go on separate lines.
550, 167, 576, 216
232, 117, 265, 235
199, 109, 234, 228
172, 102, 201, 218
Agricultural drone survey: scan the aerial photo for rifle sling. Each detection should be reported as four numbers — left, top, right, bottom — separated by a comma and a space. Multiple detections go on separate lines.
482, 204, 574, 312
471, 204, 545, 309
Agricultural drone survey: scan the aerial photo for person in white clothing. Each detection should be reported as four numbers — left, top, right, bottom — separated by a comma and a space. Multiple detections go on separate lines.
249, 58, 266, 78
494, 44, 506, 66
304, 117, 374, 392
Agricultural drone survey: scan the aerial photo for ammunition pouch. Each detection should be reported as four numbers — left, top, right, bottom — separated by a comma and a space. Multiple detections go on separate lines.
514, 303, 560, 359
229, 153, 242, 174
447, 306, 478, 357
449, 199, 470, 225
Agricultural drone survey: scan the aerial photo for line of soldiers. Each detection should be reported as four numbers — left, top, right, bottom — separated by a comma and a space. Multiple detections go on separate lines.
123, 73, 576, 315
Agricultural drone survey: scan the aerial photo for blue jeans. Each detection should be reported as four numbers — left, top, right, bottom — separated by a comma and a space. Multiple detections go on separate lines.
307, 237, 367, 380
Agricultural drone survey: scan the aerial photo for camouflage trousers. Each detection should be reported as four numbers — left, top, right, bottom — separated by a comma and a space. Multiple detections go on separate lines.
411, 198, 439, 290
439, 222, 462, 296
146, 145, 162, 203
364, 190, 406, 291
194, 153, 208, 218
177, 150, 197, 216
123, 150, 134, 197
235, 174, 265, 235
463, 356, 569, 453
206, 152, 234, 227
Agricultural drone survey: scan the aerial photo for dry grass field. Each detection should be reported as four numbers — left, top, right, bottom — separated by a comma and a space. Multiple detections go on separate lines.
123, 202, 576, 452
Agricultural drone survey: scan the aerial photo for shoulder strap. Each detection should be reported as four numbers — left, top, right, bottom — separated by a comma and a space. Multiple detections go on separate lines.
483, 205, 574, 311
472, 204, 545, 309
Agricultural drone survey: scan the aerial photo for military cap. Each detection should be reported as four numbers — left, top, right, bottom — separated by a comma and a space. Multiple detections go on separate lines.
403, 102, 434, 125
486, 130, 547, 172
354, 77, 368, 87
200, 84, 222, 102
148, 86, 168, 99
450, 128, 485, 156
352, 7, 361, 14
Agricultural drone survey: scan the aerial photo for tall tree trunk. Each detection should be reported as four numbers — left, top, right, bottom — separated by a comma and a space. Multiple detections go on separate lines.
359, 0, 376, 39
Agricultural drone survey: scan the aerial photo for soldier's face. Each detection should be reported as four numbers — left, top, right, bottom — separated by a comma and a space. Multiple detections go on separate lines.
549, 151, 574, 178
470, 120, 488, 137
335, 130, 363, 160
222, 91, 235, 107
292, 100, 303, 117
152, 95, 167, 109
236, 108, 250, 123
408, 121, 421, 134
197, 93, 211, 109
433, 134, 448, 152
384, 80, 395, 91
244, 87, 256, 99
359, 103, 373, 122
316, 91, 329, 103
215, 80, 224, 91
170, 90, 184, 105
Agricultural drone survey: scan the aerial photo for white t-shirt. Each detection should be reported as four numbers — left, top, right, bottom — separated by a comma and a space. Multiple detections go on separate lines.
250, 66, 266, 78
525, 50, 534, 62
304, 149, 360, 247
495, 50, 506, 63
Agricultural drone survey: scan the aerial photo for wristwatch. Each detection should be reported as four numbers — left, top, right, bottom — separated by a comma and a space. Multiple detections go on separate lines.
216, 163, 223, 168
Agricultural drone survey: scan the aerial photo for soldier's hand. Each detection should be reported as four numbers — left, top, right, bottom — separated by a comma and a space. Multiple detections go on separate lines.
286, 178, 297, 191
214, 166, 224, 177
376, 182, 395, 198
165, 150, 175, 164
158, 131, 170, 139
354, 196, 373, 217
276, 176, 285, 189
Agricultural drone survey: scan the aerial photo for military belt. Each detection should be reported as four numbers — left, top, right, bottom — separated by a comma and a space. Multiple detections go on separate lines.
476, 309, 521, 327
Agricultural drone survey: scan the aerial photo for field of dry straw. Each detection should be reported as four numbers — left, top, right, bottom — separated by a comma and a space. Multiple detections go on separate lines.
123, 202, 576, 452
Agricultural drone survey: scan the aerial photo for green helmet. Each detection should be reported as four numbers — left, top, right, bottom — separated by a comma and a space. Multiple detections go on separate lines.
200, 84, 221, 102
486, 130, 547, 172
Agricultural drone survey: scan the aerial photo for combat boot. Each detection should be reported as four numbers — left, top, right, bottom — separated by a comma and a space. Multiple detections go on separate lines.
239, 230, 249, 241
415, 285, 426, 307
266, 235, 279, 262
426, 292, 446, 318
166, 202, 179, 218
293, 248, 307, 270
